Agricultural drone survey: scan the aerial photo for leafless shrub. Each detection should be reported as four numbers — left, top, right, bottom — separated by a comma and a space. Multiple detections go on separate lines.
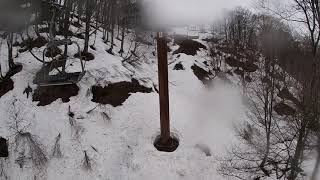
51, 133, 62, 158
7, 98, 47, 170
82, 151, 92, 171
14, 132, 48, 169
15, 151, 27, 169
0, 159, 9, 180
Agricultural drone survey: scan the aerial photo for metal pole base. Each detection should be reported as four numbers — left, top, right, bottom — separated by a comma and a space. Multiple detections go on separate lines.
153, 135, 179, 152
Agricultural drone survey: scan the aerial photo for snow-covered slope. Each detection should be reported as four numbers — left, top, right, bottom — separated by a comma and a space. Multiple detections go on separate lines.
0, 27, 246, 180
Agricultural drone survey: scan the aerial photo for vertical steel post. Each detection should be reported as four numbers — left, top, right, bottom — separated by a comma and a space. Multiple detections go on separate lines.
157, 32, 170, 144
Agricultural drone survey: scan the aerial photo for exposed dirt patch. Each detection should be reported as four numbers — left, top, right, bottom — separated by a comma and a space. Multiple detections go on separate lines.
242, 61, 259, 73
6, 64, 23, 78
74, 52, 95, 61
75, 33, 85, 39
91, 79, 152, 107
33, 84, 79, 106
56, 30, 74, 37
234, 68, 244, 77
274, 102, 296, 116
0, 137, 8, 157
173, 39, 207, 56
0, 64, 22, 98
173, 62, 185, 70
278, 88, 301, 108
202, 37, 219, 43
0, 78, 14, 98
226, 56, 244, 68
191, 64, 211, 84
173, 35, 198, 44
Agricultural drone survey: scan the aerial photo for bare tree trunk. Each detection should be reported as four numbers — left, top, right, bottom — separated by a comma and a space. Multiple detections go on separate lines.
119, 18, 125, 55
288, 120, 308, 180
62, 0, 71, 73
107, 0, 115, 54
7, 33, 15, 69
83, 0, 91, 54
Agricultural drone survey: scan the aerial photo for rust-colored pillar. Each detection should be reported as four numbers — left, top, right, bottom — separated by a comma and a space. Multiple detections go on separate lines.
157, 32, 170, 144
154, 32, 179, 152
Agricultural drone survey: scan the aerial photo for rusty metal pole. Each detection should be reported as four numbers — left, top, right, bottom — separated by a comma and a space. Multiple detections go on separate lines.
156, 32, 170, 144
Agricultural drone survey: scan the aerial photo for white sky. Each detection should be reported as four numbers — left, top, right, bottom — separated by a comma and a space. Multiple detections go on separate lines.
141, 0, 254, 28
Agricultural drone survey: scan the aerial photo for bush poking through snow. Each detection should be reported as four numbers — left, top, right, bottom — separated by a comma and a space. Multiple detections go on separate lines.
0, 159, 9, 180
82, 151, 92, 171
68, 106, 84, 140
15, 151, 27, 169
51, 133, 63, 158
101, 112, 111, 124
7, 99, 47, 169
15, 132, 48, 169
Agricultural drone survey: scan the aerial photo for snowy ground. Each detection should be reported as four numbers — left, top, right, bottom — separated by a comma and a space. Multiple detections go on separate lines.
0, 27, 248, 180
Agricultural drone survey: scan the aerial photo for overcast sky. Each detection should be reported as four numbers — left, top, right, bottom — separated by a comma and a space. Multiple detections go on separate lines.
141, 0, 254, 28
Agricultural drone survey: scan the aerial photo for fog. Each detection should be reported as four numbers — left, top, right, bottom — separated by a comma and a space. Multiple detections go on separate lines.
140, 0, 253, 28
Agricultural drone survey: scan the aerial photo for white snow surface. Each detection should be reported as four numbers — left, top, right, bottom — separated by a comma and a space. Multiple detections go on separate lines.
0, 27, 247, 180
